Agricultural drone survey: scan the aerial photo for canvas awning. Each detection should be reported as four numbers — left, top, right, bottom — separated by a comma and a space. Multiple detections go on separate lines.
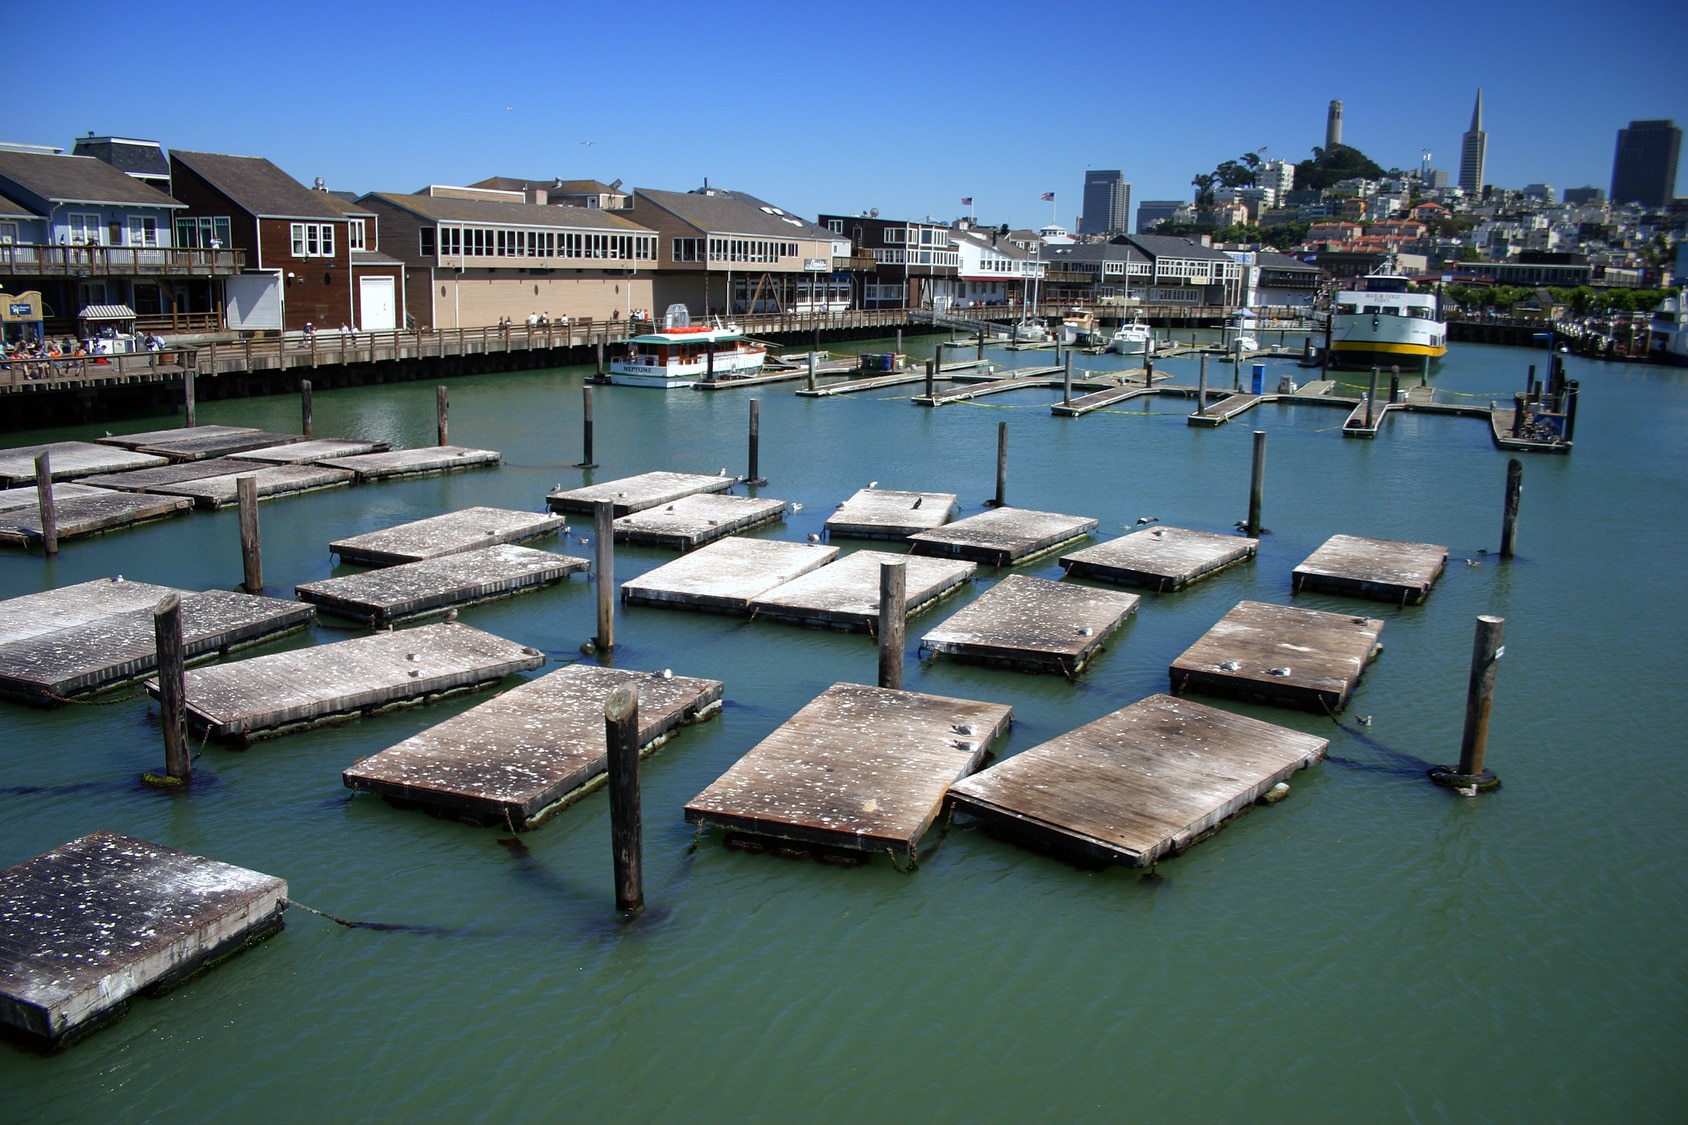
78, 304, 137, 321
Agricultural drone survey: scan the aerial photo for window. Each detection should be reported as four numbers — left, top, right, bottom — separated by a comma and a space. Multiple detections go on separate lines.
175, 216, 231, 248
0, 222, 16, 245
348, 219, 366, 251
290, 222, 336, 258
67, 213, 102, 245
127, 216, 159, 247
419, 228, 436, 257
827, 219, 843, 234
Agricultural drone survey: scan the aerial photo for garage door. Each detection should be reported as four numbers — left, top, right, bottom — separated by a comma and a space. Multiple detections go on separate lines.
359, 276, 396, 331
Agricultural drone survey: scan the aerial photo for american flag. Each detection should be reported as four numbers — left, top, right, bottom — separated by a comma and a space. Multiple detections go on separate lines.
960, 197, 972, 206
1040, 192, 1055, 201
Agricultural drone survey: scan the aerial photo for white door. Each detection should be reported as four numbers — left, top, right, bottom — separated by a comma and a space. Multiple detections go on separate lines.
359, 276, 396, 331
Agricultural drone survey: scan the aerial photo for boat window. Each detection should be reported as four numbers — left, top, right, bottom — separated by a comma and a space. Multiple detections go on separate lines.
1406, 306, 1433, 319
1361, 305, 1382, 314
1336, 303, 1358, 315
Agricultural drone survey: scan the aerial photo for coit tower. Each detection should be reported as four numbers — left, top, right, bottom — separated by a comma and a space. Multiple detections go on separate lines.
1326, 100, 1343, 149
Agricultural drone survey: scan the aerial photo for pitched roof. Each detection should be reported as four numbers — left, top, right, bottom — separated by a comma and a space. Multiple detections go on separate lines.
634, 187, 833, 239
1126, 234, 1237, 262
169, 150, 343, 220
0, 194, 34, 218
469, 176, 622, 196
1042, 242, 1148, 266
315, 192, 375, 219
68, 136, 170, 178
0, 151, 182, 209
360, 192, 653, 232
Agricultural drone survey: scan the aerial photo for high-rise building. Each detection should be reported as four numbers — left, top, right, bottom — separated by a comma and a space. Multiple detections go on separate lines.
1459, 88, 1488, 194
1135, 200, 1185, 233
1609, 119, 1681, 207
1078, 171, 1131, 236
1326, 100, 1343, 150
1260, 158, 1295, 196
1563, 186, 1605, 205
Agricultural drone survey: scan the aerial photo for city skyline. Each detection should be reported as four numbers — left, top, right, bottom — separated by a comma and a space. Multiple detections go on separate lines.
10, 0, 1686, 231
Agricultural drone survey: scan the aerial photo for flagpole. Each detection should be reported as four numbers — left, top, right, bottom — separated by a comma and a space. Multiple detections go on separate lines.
1049, 193, 1056, 225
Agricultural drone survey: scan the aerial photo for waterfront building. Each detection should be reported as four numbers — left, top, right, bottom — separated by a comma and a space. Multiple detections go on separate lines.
467, 176, 631, 211
1455, 252, 1594, 287
357, 185, 657, 330
947, 224, 1045, 308
1459, 88, 1488, 195
818, 212, 955, 310
1221, 250, 1320, 309
314, 190, 405, 332
1122, 234, 1245, 304
69, 135, 171, 195
1039, 239, 1150, 306
1077, 171, 1130, 237
1134, 200, 1186, 233
1609, 119, 1681, 208
1326, 100, 1343, 149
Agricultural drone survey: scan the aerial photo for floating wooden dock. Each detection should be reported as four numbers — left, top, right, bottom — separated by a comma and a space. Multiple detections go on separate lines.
912, 367, 1076, 406
948, 693, 1328, 867
1292, 534, 1447, 605
751, 550, 975, 630
0, 831, 286, 1047
0, 482, 112, 511
824, 488, 955, 539
0, 489, 192, 547
228, 438, 391, 464
908, 506, 1098, 567
317, 445, 501, 481
623, 536, 838, 614
75, 457, 271, 493
296, 544, 586, 624
1489, 404, 1572, 453
546, 470, 733, 516
330, 506, 564, 566
150, 464, 355, 510
684, 682, 1012, 860
0, 441, 166, 486
1187, 392, 1261, 427
344, 665, 723, 829
1170, 600, 1385, 713
0, 586, 312, 703
96, 424, 258, 450
1049, 377, 1154, 417
0, 576, 178, 645
135, 431, 296, 461
794, 369, 930, 397
1060, 527, 1257, 592
613, 493, 785, 550
920, 574, 1138, 674
158, 622, 545, 741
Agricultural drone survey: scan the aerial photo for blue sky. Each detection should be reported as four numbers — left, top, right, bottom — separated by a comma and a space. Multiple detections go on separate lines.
17, 0, 1686, 229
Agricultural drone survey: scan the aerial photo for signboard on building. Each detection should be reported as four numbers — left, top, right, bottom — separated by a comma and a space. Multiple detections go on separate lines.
804, 258, 828, 272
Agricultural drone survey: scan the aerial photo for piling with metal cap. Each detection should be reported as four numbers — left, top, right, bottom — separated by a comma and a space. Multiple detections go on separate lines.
1430, 616, 1505, 792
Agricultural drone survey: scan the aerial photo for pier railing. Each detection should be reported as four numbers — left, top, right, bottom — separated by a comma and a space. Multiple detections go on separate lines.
0, 244, 245, 277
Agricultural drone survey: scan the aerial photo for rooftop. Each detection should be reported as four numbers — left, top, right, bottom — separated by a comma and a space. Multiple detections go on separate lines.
168, 150, 343, 221
361, 191, 654, 232
635, 186, 834, 240
0, 150, 183, 210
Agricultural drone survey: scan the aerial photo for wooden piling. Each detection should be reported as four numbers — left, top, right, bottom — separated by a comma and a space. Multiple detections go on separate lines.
1526, 363, 1535, 394
807, 351, 816, 393
596, 336, 605, 375
1421, 353, 1430, 385
32, 451, 56, 556
878, 560, 906, 690
577, 386, 597, 467
436, 385, 449, 447
992, 421, 1008, 508
183, 365, 196, 427
1500, 458, 1523, 559
1389, 366, 1400, 404
1512, 393, 1527, 437
747, 398, 764, 484
976, 327, 985, 362
237, 475, 262, 594
1196, 355, 1208, 416
300, 379, 313, 438
1246, 430, 1266, 538
1431, 616, 1504, 791
1302, 336, 1312, 363
604, 683, 643, 915
594, 500, 614, 652
1564, 380, 1580, 441
706, 342, 715, 383
154, 593, 188, 781
1062, 350, 1072, 406
896, 328, 903, 356
1366, 366, 1379, 428
1322, 316, 1332, 374
925, 358, 934, 400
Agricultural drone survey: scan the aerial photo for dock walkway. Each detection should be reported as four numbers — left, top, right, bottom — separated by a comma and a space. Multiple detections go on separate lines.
331, 507, 563, 566
750, 550, 975, 630
317, 445, 501, 481
1061, 527, 1257, 592
920, 574, 1138, 674
547, 471, 732, 517
297, 544, 586, 624
613, 493, 785, 550
824, 488, 955, 540
0, 489, 191, 546
908, 506, 1098, 567
1170, 600, 1385, 713
623, 537, 837, 614
1291, 534, 1447, 605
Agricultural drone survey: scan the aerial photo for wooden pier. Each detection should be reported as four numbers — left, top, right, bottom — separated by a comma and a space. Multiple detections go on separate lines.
824, 488, 956, 540
1060, 527, 1257, 592
1292, 534, 1447, 605
1170, 600, 1385, 713
330, 506, 564, 566
0, 585, 312, 703
97, 424, 258, 451
546, 470, 733, 516
613, 493, 785, 550
0, 441, 165, 486
912, 366, 1076, 407
622, 536, 837, 614
297, 544, 587, 624
77, 457, 275, 493
133, 430, 297, 461
158, 622, 545, 741
317, 445, 501, 481
150, 464, 355, 510
1489, 404, 1573, 453
908, 506, 1098, 567
227, 438, 391, 464
0, 488, 192, 546
0, 831, 287, 1047
750, 550, 975, 630
1187, 392, 1261, 427
1049, 377, 1154, 417
683, 682, 1012, 860
921, 574, 1137, 674
795, 369, 930, 398
343, 665, 723, 829
0, 482, 112, 511
947, 694, 1328, 867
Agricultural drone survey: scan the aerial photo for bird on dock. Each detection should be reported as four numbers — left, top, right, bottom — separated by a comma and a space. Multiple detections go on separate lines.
660, 668, 673, 679
912, 497, 922, 509
953, 723, 978, 737
718, 467, 727, 477
112, 575, 124, 583
868, 480, 878, 490
1268, 666, 1292, 677
444, 608, 458, 623
665, 504, 675, 512
1076, 626, 1093, 636
554, 483, 562, 492
1219, 660, 1241, 672
1152, 528, 1166, 538
1136, 516, 1158, 525
807, 533, 822, 544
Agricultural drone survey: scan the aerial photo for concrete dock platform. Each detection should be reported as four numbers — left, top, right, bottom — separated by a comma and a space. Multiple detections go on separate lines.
948, 693, 1328, 867
614, 493, 785, 550
623, 536, 838, 614
0, 490, 192, 547
684, 682, 1012, 860
1187, 392, 1261, 426
317, 445, 501, 481
1061, 527, 1258, 592
751, 550, 975, 630
920, 574, 1138, 674
344, 665, 723, 829
227, 438, 391, 464
0, 483, 116, 512
1170, 600, 1385, 713
157, 622, 545, 741
908, 506, 1098, 567
96, 425, 258, 450
151, 464, 355, 510
0, 576, 180, 646
135, 431, 297, 461
546, 470, 733, 516
75, 458, 268, 493
0, 831, 287, 1047
824, 488, 955, 540
330, 506, 564, 567
297, 544, 586, 624
0, 442, 166, 486
1291, 533, 1447, 605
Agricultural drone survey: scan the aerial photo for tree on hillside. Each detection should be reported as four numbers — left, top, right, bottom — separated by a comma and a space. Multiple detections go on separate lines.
1293, 144, 1386, 192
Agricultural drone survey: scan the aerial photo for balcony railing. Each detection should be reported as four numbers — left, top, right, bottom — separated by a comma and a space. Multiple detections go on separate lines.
0, 244, 245, 277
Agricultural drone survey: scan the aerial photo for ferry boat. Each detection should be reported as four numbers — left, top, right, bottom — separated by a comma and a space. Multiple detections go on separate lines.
1648, 288, 1688, 367
1106, 318, 1152, 355
1326, 272, 1446, 370
608, 304, 766, 388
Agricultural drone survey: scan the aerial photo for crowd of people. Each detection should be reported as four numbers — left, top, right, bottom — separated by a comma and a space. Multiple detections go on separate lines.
1, 331, 168, 376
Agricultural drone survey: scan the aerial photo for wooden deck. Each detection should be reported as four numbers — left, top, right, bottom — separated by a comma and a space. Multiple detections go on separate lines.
0, 482, 114, 511
97, 425, 258, 450
0, 489, 192, 547
316, 445, 501, 481
1060, 527, 1258, 592
824, 488, 956, 540
135, 431, 297, 461
750, 550, 975, 630
330, 506, 564, 566
613, 493, 786, 550
1292, 534, 1448, 605
912, 367, 1072, 406
908, 506, 1098, 567
920, 574, 1138, 674
546, 470, 733, 516
228, 438, 392, 464
0, 587, 312, 703
75, 457, 273, 492
684, 682, 1013, 860
0, 831, 287, 1047
794, 370, 930, 397
150, 464, 355, 510
1489, 405, 1573, 453
159, 622, 545, 741
344, 665, 723, 829
0, 441, 166, 486
623, 536, 838, 614
1170, 600, 1385, 713
297, 544, 587, 624
0, 576, 177, 645
1187, 392, 1261, 427
1049, 379, 1154, 417
948, 693, 1328, 867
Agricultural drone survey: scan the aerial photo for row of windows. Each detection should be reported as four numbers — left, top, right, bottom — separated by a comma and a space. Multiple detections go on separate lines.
291, 222, 336, 258
707, 238, 798, 264
422, 226, 656, 262
177, 216, 232, 249
882, 227, 946, 246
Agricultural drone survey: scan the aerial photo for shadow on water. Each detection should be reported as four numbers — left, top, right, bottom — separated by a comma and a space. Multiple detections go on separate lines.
1325, 719, 1437, 777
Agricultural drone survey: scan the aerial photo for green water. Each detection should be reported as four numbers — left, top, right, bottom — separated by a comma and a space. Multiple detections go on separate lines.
3, 338, 1684, 1121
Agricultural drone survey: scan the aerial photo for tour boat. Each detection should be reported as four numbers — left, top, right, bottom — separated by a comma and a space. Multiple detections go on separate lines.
1107, 318, 1153, 355
1326, 272, 1447, 371
608, 304, 766, 388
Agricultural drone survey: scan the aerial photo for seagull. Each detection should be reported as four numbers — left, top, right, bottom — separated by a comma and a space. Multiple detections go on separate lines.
578, 537, 590, 546
580, 140, 593, 146
1268, 666, 1292, 677
718, 467, 727, 476
912, 497, 923, 509
868, 480, 878, 489
113, 574, 123, 583
1219, 660, 1241, 672
1136, 516, 1158, 525
1357, 715, 1372, 726
807, 533, 822, 544
1076, 626, 1094, 636
444, 608, 458, 623
1152, 528, 1165, 538
660, 668, 673, 679
554, 483, 562, 492
790, 502, 803, 512
953, 723, 978, 737
1466, 558, 1482, 567
665, 504, 675, 512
